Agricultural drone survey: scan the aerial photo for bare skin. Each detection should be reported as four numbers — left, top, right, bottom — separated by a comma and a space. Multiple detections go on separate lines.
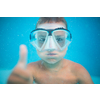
27, 59, 93, 84
7, 45, 93, 84
7, 22, 94, 84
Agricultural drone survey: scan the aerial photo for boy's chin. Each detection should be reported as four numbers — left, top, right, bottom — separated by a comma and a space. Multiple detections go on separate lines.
43, 58, 60, 64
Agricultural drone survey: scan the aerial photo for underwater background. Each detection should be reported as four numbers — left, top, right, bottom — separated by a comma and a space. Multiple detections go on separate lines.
0, 17, 100, 83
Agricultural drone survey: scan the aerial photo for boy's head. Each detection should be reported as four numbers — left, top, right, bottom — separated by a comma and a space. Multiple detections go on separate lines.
30, 17, 71, 64
36, 17, 67, 29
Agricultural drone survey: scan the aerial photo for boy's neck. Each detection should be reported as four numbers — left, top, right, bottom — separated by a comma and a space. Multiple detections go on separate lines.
41, 59, 64, 72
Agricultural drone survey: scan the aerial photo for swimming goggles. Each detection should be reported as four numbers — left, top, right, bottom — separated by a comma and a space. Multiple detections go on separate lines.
29, 28, 72, 51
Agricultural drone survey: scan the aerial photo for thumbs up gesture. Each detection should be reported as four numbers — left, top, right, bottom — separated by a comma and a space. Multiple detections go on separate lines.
7, 45, 33, 84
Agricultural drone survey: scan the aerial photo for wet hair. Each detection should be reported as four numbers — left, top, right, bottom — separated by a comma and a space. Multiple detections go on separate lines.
36, 17, 67, 29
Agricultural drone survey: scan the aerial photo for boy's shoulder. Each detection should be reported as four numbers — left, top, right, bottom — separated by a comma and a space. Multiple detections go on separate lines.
64, 59, 83, 67
27, 61, 40, 68
26, 61, 41, 75
63, 59, 86, 72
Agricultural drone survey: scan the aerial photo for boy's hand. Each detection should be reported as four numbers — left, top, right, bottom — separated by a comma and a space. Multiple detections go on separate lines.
7, 45, 33, 84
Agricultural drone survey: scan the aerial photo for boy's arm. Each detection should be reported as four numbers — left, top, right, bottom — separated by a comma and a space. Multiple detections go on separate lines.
76, 65, 94, 84
7, 45, 33, 84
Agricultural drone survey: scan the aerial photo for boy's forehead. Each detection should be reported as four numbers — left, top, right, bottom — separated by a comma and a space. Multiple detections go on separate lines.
37, 22, 66, 29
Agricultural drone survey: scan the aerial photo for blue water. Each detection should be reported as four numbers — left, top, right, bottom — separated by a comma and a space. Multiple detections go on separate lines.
0, 17, 100, 84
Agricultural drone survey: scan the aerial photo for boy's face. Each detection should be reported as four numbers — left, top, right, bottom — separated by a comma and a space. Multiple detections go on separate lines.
36, 22, 68, 64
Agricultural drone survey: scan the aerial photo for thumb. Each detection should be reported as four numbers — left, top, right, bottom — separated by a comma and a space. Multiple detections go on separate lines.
17, 44, 28, 69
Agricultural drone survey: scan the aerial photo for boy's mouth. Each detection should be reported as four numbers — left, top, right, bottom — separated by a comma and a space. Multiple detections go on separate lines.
47, 53, 57, 56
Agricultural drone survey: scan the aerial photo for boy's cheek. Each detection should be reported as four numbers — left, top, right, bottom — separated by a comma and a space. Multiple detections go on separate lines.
36, 50, 45, 59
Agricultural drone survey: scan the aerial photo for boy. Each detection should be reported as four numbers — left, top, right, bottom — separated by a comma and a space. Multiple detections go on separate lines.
7, 17, 94, 84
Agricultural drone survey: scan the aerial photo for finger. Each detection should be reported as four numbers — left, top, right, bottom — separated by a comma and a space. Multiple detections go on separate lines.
17, 44, 28, 69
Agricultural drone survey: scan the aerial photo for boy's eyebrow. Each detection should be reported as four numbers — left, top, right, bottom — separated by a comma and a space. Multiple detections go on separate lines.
55, 35, 65, 37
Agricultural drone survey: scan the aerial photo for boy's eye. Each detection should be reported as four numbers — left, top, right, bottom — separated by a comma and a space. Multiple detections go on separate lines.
56, 38, 64, 42
38, 37, 45, 42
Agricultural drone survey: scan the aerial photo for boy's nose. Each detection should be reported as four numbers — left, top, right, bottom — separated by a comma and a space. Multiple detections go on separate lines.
44, 36, 57, 51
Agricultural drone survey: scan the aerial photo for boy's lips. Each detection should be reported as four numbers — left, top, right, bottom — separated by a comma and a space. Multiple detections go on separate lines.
47, 53, 57, 55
